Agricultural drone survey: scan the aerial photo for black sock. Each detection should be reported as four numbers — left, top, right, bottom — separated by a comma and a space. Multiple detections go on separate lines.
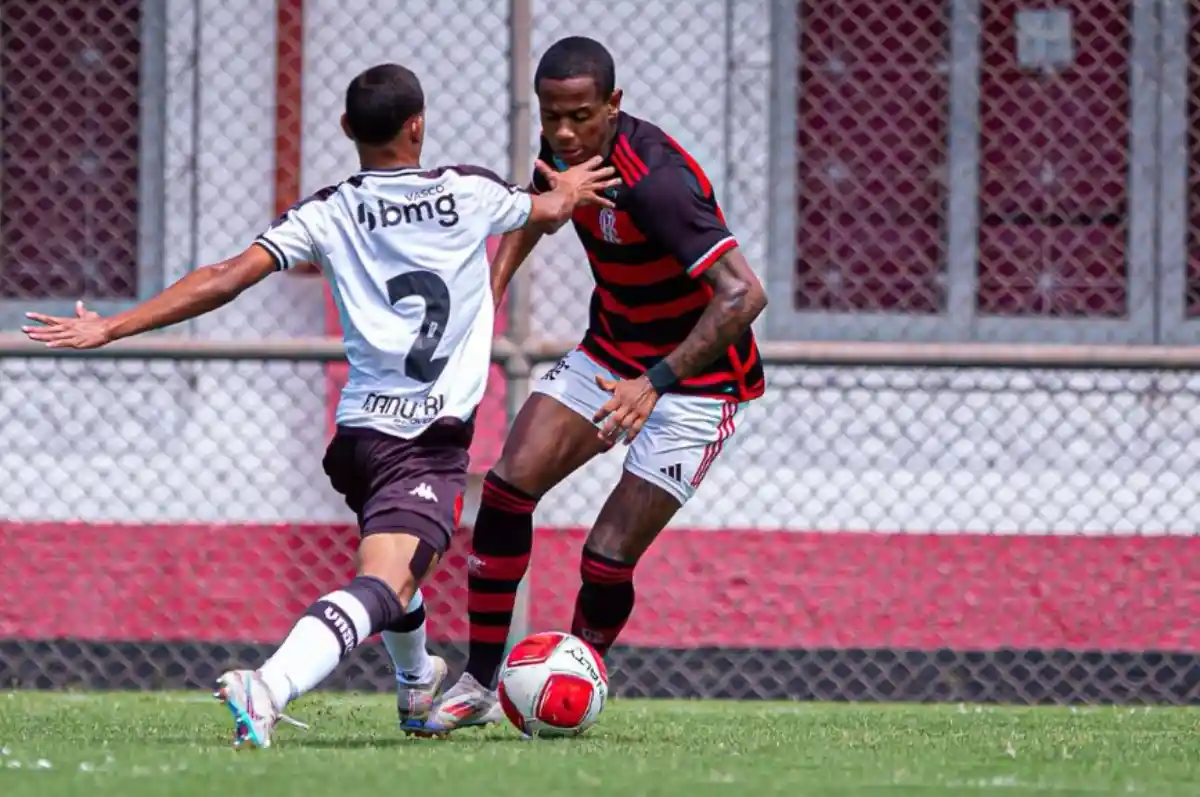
464, 471, 536, 687
571, 548, 635, 657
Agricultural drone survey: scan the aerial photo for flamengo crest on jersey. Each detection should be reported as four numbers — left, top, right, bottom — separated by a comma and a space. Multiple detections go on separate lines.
255, 165, 532, 439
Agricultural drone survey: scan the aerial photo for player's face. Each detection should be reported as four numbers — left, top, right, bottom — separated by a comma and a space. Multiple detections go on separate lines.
536, 77, 620, 166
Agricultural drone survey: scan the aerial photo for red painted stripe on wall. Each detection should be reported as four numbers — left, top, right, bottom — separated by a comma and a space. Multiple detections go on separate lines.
272, 0, 304, 218
0, 523, 1196, 651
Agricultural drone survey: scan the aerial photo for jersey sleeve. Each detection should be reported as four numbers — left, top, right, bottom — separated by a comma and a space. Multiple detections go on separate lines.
624, 165, 739, 278
457, 166, 534, 236
255, 188, 332, 270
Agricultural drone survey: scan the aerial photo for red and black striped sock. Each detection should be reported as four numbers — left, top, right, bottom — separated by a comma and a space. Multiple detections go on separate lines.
464, 471, 536, 687
571, 548, 636, 657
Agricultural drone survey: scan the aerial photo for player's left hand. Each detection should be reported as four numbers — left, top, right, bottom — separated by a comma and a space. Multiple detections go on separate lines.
22, 300, 114, 349
593, 374, 659, 445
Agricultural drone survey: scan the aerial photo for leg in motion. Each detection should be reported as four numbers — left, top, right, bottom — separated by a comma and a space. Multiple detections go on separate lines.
573, 393, 742, 656
215, 426, 465, 748
427, 378, 611, 734
217, 533, 434, 748
572, 472, 682, 656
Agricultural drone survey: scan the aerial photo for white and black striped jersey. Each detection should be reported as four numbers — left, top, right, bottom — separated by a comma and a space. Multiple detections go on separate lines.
256, 164, 531, 438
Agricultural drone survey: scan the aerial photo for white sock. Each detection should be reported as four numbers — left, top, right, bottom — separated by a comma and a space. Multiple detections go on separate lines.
381, 588, 434, 684
259, 588, 372, 709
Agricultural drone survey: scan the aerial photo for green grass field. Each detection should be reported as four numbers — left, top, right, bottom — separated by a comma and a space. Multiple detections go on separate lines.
0, 692, 1197, 796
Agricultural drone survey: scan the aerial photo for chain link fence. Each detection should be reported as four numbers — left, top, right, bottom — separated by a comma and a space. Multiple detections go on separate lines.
1, 0, 1199, 705
1, 353, 1198, 704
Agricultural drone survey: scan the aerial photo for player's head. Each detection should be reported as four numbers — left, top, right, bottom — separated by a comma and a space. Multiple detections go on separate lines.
534, 36, 621, 166
341, 63, 426, 158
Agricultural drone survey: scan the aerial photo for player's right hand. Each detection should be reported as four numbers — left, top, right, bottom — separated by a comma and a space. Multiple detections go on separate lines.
536, 156, 621, 209
22, 300, 114, 350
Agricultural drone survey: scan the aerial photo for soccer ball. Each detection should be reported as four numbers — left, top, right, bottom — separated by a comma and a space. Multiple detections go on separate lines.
497, 631, 608, 737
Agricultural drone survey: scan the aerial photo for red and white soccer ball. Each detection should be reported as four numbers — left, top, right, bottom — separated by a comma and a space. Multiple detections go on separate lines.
497, 631, 608, 738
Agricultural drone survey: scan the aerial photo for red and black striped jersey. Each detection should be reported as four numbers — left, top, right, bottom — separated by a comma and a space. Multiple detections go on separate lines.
532, 112, 765, 401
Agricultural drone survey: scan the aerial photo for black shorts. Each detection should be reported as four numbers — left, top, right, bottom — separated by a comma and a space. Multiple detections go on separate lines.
322, 420, 471, 555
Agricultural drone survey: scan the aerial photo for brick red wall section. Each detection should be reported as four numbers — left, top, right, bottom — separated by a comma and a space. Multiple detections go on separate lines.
0, 0, 141, 300
1, 522, 1196, 652
977, 0, 1130, 317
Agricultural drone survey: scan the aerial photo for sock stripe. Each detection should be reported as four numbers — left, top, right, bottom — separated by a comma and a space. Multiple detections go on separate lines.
583, 559, 634, 576
578, 573, 633, 585
481, 485, 536, 515
471, 552, 531, 581
469, 623, 511, 645
468, 575, 523, 590
304, 599, 361, 657
581, 558, 634, 584
467, 609, 516, 624
482, 474, 537, 514
468, 591, 518, 614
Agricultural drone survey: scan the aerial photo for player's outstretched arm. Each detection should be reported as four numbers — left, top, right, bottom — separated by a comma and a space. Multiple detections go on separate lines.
658, 246, 767, 381
491, 157, 618, 307
490, 225, 545, 306
22, 244, 278, 349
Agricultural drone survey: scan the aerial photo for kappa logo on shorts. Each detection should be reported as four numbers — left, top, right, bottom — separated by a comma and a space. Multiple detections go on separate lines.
409, 482, 438, 502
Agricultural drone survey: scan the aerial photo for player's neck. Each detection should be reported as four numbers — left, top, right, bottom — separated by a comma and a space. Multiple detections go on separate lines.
599, 127, 619, 161
356, 143, 421, 172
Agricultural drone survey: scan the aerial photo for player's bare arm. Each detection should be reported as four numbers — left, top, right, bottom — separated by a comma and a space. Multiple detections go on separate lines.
593, 247, 766, 444
22, 244, 278, 350
490, 225, 545, 306
492, 157, 616, 306
662, 246, 767, 379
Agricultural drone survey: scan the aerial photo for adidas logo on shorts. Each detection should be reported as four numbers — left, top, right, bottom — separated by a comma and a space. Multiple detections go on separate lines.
658, 463, 683, 483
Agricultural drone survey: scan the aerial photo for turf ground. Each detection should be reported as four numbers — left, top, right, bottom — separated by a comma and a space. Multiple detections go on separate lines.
0, 692, 1197, 796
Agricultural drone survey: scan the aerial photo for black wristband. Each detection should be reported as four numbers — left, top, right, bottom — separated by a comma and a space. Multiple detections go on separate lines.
645, 360, 678, 395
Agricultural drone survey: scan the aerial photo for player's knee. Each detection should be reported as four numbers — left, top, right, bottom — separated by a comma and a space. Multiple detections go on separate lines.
488, 457, 543, 499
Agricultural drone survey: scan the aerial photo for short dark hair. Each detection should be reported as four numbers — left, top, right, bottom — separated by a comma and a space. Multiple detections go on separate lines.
534, 36, 615, 98
344, 64, 424, 145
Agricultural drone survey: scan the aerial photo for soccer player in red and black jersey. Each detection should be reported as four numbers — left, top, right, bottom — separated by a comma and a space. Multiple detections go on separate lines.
425, 36, 767, 732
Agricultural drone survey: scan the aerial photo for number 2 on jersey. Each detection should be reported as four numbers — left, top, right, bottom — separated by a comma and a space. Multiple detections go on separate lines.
386, 272, 451, 384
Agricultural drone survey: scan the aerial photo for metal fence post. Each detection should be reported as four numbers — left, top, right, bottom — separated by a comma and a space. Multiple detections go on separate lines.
503, 0, 534, 654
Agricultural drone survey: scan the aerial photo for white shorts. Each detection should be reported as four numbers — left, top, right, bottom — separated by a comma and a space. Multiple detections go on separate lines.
531, 348, 744, 505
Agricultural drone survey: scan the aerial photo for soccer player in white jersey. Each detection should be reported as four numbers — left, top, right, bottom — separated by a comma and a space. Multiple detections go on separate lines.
22, 63, 618, 748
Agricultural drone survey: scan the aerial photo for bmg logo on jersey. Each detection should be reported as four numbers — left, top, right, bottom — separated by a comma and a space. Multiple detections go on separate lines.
357, 190, 460, 231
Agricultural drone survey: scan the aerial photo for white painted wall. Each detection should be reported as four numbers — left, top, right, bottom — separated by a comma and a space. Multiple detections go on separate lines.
2, 1, 1190, 537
